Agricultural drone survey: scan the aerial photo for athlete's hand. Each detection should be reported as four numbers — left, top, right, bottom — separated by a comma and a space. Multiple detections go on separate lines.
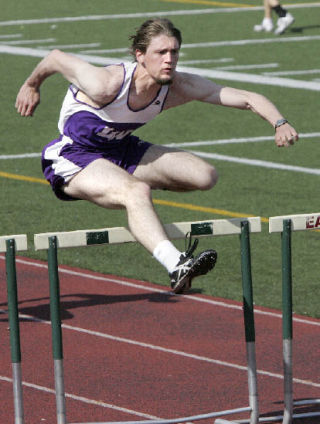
275, 123, 299, 147
15, 83, 40, 116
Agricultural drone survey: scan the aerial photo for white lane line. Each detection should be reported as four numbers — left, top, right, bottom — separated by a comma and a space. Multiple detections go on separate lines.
0, 376, 160, 419
2, 134, 320, 177
39, 42, 101, 50
2, 133, 319, 160
1, 3, 320, 26
2, 256, 320, 328
264, 69, 320, 76
190, 150, 320, 176
0, 44, 121, 63
176, 64, 320, 91
0, 9, 257, 26
178, 58, 234, 65
80, 47, 129, 54
2, 44, 320, 91
0, 9, 266, 27
0, 33, 22, 39
214, 63, 279, 71
0, 152, 41, 159
0, 38, 56, 45
182, 35, 320, 49
165, 132, 320, 147
166, 136, 277, 147
1, 309, 319, 388
69, 35, 320, 53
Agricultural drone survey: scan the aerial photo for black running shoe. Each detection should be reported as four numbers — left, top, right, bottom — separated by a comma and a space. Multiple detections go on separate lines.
169, 235, 217, 294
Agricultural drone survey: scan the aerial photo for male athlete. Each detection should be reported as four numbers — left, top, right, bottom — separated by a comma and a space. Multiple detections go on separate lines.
15, 18, 298, 294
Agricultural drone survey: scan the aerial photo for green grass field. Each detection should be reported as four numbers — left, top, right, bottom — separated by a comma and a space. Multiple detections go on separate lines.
1, 0, 320, 317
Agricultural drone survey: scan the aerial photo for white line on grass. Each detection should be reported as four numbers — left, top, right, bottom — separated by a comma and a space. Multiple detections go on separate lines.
190, 150, 320, 176
0, 38, 56, 45
77, 35, 320, 54
40, 42, 101, 50
264, 69, 320, 77
1, 3, 320, 26
2, 44, 320, 91
0, 33, 22, 39
166, 136, 276, 147
214, 63, 279, 71
0, 44, 121, 62
177, 58, 234, 65
0, 9, 258, 26
177, 64, 320, 91
182, 35, 320, 49
0, 152, 41, 159
80, 46, 128, 54
165, 132, 320, 147
2, 134, 320, 176
5, 133, 320, 160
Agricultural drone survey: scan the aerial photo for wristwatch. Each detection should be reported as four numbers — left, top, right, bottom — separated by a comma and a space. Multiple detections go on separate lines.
274, 118, 288, 129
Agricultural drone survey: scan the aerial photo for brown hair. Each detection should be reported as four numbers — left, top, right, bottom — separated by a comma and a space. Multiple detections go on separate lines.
129, 18, 182, 60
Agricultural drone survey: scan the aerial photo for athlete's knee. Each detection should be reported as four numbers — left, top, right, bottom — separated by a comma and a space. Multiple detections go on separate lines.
198, 165, 218, 190
126, 180, 152, 206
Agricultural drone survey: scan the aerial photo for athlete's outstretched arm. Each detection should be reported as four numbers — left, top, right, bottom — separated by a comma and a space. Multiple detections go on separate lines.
15, 49, 118, 116
169, 72, 298, 148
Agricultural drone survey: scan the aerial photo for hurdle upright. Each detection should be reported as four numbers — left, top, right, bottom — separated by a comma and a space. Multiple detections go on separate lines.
269, 212, 320, 423
34, 217, 262, 424
2, 234, 28, 424
214, 220, 259, 424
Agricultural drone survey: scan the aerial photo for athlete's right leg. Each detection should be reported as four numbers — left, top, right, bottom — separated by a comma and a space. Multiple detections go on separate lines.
61, 158, 171, 255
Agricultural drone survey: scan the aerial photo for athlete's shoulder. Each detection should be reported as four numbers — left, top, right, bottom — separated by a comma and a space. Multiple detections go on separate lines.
165, 70, 223, 109
103, 63, 126, 90
164, 71, 204, 108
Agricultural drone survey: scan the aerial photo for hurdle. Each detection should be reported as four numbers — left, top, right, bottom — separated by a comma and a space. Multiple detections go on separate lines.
269, 212, 320, 424
34, 217, 261, 424
2, 234, 28, 424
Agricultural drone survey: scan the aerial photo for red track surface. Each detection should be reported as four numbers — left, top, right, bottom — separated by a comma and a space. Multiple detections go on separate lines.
1, 255, 319, 424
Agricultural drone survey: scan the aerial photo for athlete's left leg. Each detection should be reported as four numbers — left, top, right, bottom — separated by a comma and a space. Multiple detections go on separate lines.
133, 144, 218, 191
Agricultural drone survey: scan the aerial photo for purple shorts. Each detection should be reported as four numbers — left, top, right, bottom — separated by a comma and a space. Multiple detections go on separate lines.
42, 135, 152, 201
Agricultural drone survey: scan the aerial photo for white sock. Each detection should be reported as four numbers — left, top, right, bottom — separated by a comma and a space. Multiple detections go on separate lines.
153, 240, 182, 273
263, 17, 272, 24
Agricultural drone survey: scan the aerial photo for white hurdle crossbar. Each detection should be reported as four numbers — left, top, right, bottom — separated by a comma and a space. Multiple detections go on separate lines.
34, 217, 261, 250
34, 217, 262, 424
0, 234, 27, 253
2, 234, 28, 424
269, 211, 320, 233
269, 212, 320, 424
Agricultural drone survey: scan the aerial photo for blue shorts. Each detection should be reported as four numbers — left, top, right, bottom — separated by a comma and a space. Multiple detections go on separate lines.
42, 135, 152, 201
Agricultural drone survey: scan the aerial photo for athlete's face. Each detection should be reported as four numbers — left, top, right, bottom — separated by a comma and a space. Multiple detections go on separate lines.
136, 34, 180, 85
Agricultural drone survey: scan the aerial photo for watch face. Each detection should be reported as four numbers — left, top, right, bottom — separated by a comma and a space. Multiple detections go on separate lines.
275, 119, 288, 128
